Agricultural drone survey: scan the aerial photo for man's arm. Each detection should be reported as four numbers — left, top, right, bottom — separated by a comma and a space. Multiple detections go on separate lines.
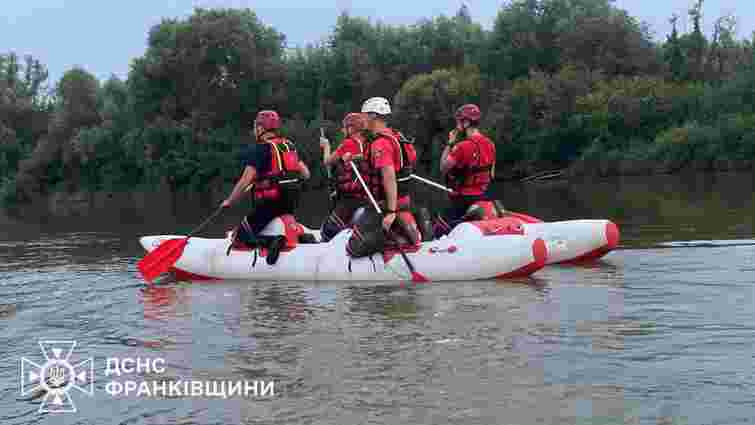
381, 165, 398, 212
223, 165, 256, 206
321, 139, 338, 166
440, 129, 459, 175
323, 151, 339, 166
440, 145, 455, 175
325, 140, 362, 165
298, 160, 311, 180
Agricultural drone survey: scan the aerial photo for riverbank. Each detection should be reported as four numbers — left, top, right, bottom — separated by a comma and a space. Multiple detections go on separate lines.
483, 158, 755, 184
5, 157, 754, 210
565, 158, 754, 179
4, 170, 754, 249
0, 165, 746, 214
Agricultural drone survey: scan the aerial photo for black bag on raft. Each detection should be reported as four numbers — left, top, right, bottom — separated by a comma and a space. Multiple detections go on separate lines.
346, 208, 385, 258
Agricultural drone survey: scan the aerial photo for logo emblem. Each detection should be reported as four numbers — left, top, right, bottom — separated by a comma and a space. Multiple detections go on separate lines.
429, 245, 458, 254
20, 341, 94, 413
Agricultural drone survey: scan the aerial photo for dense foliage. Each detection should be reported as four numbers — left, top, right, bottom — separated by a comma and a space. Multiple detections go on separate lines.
2, 1, 754, 203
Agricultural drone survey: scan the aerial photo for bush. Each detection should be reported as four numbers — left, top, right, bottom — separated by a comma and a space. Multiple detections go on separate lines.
0, 142, 23, 177
0, 176, 18, 204
648, 122, 721, 164
576, 76, 701, 147
716, 113, 755, 159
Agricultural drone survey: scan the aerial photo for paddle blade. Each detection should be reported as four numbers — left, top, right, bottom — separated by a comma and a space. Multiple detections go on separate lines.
137, 238, 188, 283
411, 271, 430, 283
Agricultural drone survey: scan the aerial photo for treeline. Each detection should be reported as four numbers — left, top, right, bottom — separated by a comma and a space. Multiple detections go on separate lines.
2, 0, 755, 204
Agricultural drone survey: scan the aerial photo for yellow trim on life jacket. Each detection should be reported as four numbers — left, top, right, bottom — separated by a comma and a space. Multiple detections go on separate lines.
266, 138, 293, 173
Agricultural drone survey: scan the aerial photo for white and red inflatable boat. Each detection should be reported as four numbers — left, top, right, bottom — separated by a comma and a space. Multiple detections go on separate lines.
474, 212, 620, 265
139, 215, 547, 282
306, 211, 620, 266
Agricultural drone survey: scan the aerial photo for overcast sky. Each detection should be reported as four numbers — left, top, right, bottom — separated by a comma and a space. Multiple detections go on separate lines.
2, 0, 752, 85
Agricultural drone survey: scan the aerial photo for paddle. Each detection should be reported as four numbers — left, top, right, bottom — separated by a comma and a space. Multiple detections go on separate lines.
409, 173, 454, 193
320, 128, 331, 179
410, 173, 509, 218
349, 161, 429, 283
137, 184, 253, 283
320, 128, 338, 206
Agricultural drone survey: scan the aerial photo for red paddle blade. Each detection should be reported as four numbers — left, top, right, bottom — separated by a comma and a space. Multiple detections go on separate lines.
411, 272, 430, 283
137, 238, 189, 283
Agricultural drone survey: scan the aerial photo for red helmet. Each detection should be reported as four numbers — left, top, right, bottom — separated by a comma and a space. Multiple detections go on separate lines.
255, 110, 281, 130
342, 112, 367, 131
455, 104, 481, 122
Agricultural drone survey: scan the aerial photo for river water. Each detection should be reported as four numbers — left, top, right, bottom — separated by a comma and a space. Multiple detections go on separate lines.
1, 172, 754, 425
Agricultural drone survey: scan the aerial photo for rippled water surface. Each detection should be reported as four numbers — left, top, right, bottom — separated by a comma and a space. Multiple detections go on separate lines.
1, 173, 754, 425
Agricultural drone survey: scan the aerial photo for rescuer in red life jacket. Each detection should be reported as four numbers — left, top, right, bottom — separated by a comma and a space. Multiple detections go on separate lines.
221, 110, 310, 264
345, 97, 422, 257
435, 104, 497, 236
319, 112, 372, 242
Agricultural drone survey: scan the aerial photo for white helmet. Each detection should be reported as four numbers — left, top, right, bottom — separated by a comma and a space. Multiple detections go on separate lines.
361, 97, 391, 115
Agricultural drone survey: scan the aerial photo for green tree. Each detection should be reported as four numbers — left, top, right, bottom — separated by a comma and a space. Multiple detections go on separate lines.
394, 66, 481, 173
664, 15, 686, 81
13, 67, 101, 199
681, 0, 708, 81
128, 8, 286, 132
558, 10, 659, 77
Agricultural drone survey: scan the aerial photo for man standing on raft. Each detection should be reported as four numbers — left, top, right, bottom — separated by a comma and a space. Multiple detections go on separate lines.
221, 110, 310, 265
319, 112, 371, 242
435, 104, 497, 236
345, 97, 422, 257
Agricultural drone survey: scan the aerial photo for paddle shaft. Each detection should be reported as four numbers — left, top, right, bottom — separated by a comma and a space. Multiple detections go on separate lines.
191, 183, 255, 238
411, 173, 509, 217
187, 207, 223, 238
350, 161, 382, 214
350, 162, 422, 278
410, 174, 453, 193
321, 128, 332, 180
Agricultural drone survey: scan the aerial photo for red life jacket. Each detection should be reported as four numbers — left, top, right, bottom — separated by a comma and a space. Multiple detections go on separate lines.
365, 129, 417, 203
332, 137, 371, 199
253, 137, 302, 202
447, 134, 495, 195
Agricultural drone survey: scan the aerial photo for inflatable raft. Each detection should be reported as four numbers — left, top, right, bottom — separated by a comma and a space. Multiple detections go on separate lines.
309, 211, 620, 265
139, 215, 547, 282
480, 213, 620, 264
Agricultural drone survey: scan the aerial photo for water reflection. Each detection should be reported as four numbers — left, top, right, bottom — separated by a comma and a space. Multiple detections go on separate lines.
140, 285, 188, 322
139, 280, 423, 329
343, 284, 422, 321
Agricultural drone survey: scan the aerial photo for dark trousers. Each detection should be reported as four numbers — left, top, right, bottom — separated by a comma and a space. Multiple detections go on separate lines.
446, 194, 487, 222
236, 200, 295, 247
434, 194, 486, 236
321, 196, 368, 242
